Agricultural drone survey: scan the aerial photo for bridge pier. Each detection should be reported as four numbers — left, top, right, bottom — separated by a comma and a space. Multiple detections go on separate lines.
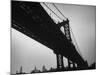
56, 54, 64, 70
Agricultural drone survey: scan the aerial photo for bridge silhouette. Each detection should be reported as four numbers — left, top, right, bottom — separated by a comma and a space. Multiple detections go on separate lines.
11, 1, 90, 72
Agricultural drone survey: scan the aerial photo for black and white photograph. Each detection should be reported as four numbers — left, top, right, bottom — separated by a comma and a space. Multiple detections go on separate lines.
11, 0, 96, 74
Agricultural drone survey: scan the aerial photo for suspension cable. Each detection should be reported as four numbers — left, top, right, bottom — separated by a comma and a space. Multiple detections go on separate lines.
52, 3, 67, 20
69, 24, 83, 58
43, 3, 63, 21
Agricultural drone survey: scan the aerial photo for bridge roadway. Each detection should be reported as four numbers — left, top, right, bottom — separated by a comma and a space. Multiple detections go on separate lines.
12, 1, 88, 69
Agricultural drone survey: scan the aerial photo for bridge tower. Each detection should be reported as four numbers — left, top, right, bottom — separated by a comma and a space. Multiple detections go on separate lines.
62, 19, 73, 68
56, 18, 72, 70
56, 53, 64, 70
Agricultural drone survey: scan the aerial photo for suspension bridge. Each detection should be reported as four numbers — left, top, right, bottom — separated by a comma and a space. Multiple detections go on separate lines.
12, 1, 89, 72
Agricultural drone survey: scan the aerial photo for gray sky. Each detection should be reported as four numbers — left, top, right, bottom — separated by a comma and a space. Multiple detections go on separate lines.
11, 2, 96, 74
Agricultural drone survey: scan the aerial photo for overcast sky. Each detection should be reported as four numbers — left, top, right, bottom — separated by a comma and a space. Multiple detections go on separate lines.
11, 2, 96, 74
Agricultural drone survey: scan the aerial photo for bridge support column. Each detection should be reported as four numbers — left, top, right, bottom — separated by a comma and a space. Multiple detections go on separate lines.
56, 54, 64, 70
